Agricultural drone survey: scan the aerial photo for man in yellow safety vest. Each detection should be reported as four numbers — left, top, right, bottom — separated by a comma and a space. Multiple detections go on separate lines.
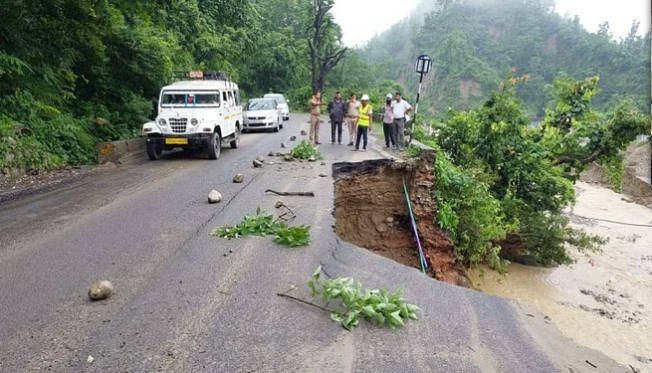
352, 94, 372, 152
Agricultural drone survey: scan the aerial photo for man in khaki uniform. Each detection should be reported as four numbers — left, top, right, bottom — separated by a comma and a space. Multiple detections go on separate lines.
309, 92, 327, 145
345, 94, 361, 146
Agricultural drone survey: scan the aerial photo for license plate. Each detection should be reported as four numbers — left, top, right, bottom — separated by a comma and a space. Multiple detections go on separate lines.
165, 138, 188, 145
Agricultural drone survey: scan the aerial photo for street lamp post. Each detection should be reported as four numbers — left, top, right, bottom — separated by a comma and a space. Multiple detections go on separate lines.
408, 54, 432, 145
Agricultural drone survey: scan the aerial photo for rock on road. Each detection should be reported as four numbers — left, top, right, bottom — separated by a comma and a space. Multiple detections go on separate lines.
0, 115, 627, 373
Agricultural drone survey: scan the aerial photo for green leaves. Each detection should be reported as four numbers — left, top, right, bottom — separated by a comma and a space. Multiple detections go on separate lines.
290, 141, 322, 160
210, 208, 282, 238
307, 267, 419, 331
273, 225, 311, 248
211, 208, 311, 248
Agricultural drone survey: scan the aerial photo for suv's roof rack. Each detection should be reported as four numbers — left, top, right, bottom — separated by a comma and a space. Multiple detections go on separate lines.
172, 70, 235, 88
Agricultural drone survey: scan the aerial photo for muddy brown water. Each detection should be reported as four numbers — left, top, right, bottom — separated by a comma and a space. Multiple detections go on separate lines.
474, 181, 652, 371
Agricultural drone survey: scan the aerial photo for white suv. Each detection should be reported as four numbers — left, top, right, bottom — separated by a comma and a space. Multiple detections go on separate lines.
142, 71, 243, 160
263, 93, 289, 121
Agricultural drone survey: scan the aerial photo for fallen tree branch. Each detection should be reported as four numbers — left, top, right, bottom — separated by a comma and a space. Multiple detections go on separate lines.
265, 189, 315, 197
275, 201, 296, 216
277, 293, 332, 313
551, 148, 602, 166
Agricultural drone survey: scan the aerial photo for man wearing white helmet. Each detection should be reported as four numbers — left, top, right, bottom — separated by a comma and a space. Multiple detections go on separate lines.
353, 94, 373, 152
382, 93, 396, 148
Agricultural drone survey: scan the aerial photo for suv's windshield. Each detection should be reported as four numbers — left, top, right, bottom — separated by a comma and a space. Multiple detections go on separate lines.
264, 94, 286, 104
161, 91, 220, 108
245, 100, 275, 111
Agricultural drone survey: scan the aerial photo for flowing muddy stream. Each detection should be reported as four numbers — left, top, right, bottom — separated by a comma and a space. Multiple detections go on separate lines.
473, 181, 652, 372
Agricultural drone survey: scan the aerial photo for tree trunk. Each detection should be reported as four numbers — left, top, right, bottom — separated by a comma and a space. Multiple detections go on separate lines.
308, 0, 347, 94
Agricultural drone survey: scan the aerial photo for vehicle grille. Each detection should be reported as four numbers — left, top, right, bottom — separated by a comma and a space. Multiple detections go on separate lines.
248, 117, 266, 121
169, 118, 187, 133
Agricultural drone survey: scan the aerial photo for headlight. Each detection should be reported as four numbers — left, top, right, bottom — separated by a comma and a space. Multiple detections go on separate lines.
158, 118, 167, 126
190, 118, 199, 126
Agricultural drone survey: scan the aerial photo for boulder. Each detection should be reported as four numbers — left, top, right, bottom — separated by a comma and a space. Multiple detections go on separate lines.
88, 280, 114, 301
253, 159, 264, 168
233, 174, 245, 183
208, 190, 223, 204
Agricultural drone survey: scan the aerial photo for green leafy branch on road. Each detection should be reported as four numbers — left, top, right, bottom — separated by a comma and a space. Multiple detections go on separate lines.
210, 207, 311, 248
306, 266, 419, 330
211, 207, 282, 238
274, 225, 311, 248
290, 141, 322, 160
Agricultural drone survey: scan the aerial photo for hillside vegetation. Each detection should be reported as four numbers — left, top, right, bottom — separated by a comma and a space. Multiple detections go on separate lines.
359, 0, 650, 116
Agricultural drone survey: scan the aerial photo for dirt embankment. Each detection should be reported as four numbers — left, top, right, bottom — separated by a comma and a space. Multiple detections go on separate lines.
332, 151, 469, 286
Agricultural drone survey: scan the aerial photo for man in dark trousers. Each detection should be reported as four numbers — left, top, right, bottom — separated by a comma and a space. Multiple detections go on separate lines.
327, 91, 346, 145
381, 93, 396, 148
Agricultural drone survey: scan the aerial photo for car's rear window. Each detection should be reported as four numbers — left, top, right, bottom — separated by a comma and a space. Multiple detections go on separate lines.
264, 94, 286, 104
245, 100, 275, 110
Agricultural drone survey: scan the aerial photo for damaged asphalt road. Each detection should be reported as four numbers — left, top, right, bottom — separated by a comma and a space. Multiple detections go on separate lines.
0, 115, 629, 372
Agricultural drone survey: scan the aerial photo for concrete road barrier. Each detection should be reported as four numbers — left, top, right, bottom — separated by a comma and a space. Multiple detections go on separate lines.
97, 137, 146, 164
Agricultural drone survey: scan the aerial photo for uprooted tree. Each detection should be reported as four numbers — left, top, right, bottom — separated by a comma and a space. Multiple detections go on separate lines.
307, 0, 347, 93
418, 70, 649, 268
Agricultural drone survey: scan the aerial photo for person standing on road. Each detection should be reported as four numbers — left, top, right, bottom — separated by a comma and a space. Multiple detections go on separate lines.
391, 92, 412, 151
382, 93, 396, 148
353, 94, 372, 152
327, 91, 346, 145
308, 91, 327, 145
345, 94, 361, 146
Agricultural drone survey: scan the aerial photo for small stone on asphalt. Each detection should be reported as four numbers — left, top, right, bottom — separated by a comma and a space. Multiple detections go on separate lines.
300, 130, 307, 136
253, 159, 264, 168
319, 173, 327, 177
208, 190, 223, 204
281, 143, 286, 148
290, 136, 297, 141
88, 280, 114, 301
233, 174, 245, 183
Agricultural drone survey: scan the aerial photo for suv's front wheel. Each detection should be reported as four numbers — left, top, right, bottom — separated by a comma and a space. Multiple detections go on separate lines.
207, 132, 221, 160
146, 142, 162, 160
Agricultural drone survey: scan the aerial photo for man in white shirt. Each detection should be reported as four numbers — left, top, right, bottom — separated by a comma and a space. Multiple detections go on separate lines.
391, 92, 412, 150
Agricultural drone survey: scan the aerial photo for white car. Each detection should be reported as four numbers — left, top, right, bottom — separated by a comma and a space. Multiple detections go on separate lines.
142, 70, 243, 160
263, 93, 289, 121
242, 98, 283, 132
